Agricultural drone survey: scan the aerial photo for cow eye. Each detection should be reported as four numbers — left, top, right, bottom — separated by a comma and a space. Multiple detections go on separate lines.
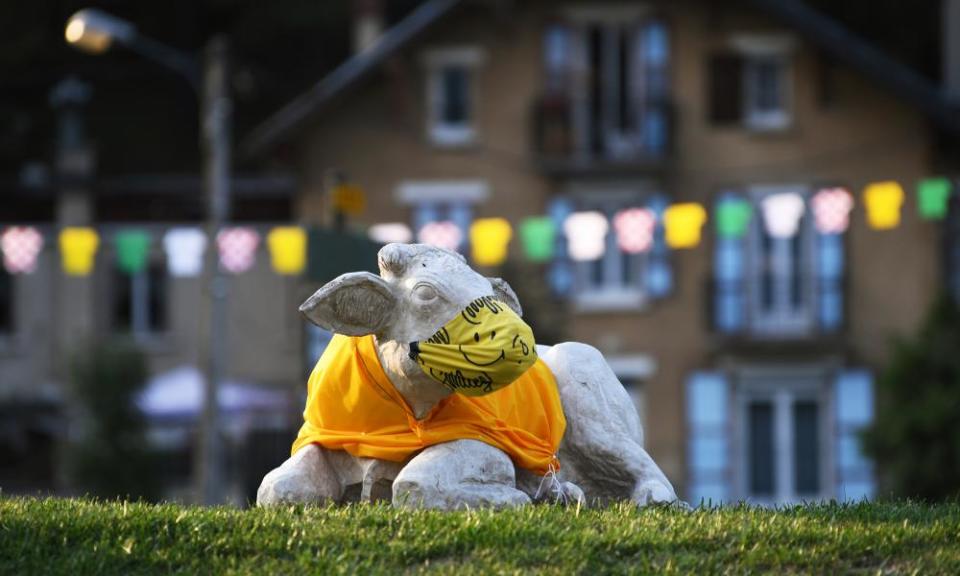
413, 284, 438, 301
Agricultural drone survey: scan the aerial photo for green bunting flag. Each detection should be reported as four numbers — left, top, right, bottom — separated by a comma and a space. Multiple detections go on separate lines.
917, 177, 952, 220
115, 230, 151, 274
715, 198, 753, 239
519, 217, 556, 262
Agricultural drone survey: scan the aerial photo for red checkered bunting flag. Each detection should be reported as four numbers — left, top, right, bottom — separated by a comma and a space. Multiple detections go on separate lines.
811, 187, 854, 235
216, 227, 260, 274
613, 208, 656, 254
417, 221, 463, 252
1, 226, 44, 274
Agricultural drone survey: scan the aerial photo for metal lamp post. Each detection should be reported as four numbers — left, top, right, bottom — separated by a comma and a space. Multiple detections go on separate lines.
66, 8, 230, 505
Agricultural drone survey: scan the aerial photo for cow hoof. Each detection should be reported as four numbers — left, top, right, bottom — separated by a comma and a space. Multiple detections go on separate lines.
632, 480, 678, 507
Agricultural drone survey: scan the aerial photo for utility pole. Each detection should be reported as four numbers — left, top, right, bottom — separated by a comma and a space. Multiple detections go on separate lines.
197, 36, 231, 506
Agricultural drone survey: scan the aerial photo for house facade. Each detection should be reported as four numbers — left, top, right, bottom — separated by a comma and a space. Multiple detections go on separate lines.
248, 0, 960, 504
0, 85, 304, 497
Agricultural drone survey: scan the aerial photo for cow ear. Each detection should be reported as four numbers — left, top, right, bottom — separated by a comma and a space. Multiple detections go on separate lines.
487, 277, 522, 317
299, 272, 398, 336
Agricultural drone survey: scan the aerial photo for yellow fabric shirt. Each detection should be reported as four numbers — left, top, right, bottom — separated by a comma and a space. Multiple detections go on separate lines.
292, 334, 565, 475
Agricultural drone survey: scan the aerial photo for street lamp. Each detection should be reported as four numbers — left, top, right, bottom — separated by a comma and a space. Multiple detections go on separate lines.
65, 9, 230, 506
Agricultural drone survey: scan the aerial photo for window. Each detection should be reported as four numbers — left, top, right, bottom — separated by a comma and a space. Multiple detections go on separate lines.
396, 180, 487, 255
412, 201, 472, 254
607, 354, 656, 424
112, 257, 167, 336
738, 371, 828, 504
687, 368, 874, 506
707, 35, 794, 131
744, 56, 790, 130
713, 186, 844, 337
422, 48, 485, 147
540, 16, 670, 160
565, 191, 671, 311
748, 187, 815, 334
0, 268, 12, 335
305, 323, 333, 376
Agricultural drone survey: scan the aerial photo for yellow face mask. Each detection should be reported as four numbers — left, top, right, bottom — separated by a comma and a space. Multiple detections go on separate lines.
409, 296, 537, 396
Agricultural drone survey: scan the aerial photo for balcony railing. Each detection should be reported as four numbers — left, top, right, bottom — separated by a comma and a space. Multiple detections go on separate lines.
532, 94, 674, 176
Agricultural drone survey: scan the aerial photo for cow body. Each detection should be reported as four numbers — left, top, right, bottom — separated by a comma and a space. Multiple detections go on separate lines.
257, 244, 678, 509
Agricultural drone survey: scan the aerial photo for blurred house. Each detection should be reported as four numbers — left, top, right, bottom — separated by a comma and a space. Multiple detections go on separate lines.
0, 77, 304, 500
246, 0, 960, 505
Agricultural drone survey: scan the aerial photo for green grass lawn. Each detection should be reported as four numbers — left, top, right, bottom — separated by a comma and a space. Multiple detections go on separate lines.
1, 497, 958, 575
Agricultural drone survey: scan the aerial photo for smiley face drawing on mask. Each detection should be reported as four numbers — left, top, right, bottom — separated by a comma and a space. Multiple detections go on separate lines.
408, 296, 537, 396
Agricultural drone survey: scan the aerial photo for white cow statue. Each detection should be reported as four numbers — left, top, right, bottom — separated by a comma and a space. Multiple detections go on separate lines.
257, 243, 680, 510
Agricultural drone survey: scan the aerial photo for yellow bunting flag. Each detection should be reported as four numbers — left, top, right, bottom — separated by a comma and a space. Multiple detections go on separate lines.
469, 218, 512, 266
266, 226, 307, 275
863, 181, 905, 230
663, 203, 707, 249
59, 227, 99, 276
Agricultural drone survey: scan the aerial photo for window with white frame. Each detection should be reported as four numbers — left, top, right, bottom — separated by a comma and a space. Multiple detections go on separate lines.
743, 55, 790, 130
747, 186, 815, 334
607, 354, 656, 424
542, 10, 670, 159
713, 185, 843, 338
737, 369, 829, 504
396, 180, 487, 254
563, 189, 671, 310
707, 35, 794, 131
422, 47, 485, 147
304, 323, 333, 375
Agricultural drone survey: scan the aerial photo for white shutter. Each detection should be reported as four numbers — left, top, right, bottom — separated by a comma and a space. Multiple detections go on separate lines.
833, 369, 875, 501
686, 371, 731, 506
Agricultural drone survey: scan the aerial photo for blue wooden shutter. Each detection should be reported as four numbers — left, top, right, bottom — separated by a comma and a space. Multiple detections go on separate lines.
714, 193, 747, 332
646, 194, 672, 298
817, 232, 844, 331
448, 202, 472, 254
833, 370, 875, 501
548, 197, 574, 296
413, 203, 440, 240
686, 371, 731, 506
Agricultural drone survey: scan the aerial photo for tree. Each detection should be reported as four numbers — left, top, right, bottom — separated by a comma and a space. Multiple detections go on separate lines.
67, 340, 160, 501
863, 295, 960, 500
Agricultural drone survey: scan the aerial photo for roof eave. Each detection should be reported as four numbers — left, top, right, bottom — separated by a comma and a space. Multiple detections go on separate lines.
749, 0, 960, 135
242, 0, 464, 158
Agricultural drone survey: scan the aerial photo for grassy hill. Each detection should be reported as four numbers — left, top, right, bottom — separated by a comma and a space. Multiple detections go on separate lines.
1, 497, 958, 574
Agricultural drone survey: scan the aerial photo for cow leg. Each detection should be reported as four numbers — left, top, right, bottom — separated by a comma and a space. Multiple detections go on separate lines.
538, 342, 680, 507
256, 444, 345, 506
392, 439, 531, 510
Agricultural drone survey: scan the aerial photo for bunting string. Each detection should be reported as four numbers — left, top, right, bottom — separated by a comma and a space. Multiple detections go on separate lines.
0, 177, 956, 277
